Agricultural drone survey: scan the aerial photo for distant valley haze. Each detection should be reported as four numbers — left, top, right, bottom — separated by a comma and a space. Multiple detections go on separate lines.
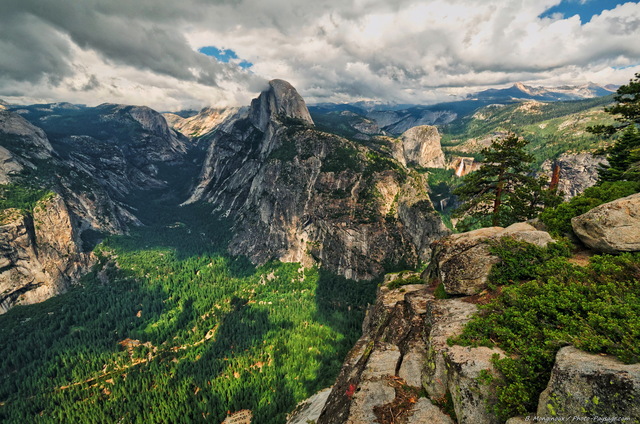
1, 0, 639, 110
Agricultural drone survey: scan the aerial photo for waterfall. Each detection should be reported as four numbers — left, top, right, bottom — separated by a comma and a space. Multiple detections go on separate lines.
455, 159, 465, 177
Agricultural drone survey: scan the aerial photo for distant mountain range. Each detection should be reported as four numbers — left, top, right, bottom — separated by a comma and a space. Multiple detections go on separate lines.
308, 82, 617, 136
469, 82, 617, 102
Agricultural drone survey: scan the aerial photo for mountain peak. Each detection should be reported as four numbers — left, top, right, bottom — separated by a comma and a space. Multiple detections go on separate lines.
514, 81, 528, 91
249, 79, 314, 131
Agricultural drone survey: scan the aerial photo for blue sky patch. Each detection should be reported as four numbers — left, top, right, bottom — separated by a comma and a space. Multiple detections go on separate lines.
198, 46, 253, 69
539, 0, 634, 23
612, 64, 639, 70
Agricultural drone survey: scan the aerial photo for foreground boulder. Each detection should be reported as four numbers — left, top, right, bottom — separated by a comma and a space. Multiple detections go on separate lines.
572, 193, 640, 253
426, 223, 554, 295
537, 346, 640, 418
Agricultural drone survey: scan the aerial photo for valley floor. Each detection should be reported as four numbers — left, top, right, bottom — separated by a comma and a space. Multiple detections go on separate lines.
0, 166, 376, 423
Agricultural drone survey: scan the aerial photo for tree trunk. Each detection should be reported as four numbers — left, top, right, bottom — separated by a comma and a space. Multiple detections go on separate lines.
492, 171, 505, 226
549, 162, 561, 191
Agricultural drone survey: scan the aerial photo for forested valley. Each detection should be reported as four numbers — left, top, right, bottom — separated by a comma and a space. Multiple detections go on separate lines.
0, 159, 376, 423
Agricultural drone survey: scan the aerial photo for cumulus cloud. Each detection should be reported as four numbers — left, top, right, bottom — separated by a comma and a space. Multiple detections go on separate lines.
0, 0, 639, 110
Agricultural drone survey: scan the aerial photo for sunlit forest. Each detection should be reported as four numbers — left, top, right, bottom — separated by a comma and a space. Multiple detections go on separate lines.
0, 168, 376, 423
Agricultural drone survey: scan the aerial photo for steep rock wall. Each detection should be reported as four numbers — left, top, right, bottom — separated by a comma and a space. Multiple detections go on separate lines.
0, 194, 92, 313
540, 153, 607, 199
188, 80, 449, 280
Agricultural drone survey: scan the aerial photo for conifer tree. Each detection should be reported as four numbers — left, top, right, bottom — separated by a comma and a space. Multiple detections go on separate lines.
597, 125, 640, 182
453, 133, 560, 230
589, 73, 640, 183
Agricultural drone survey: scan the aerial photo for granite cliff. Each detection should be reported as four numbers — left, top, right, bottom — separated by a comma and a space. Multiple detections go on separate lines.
0, 194, 91, 312
0, 104, 192, 312
188, 80, 449, 280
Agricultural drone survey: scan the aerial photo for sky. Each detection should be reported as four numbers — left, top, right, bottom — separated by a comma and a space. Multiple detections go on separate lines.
1, 0, 639, 111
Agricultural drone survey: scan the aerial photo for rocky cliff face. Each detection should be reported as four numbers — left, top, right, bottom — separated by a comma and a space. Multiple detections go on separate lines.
541, 153, 607, 199
188, 80, 449, 280
0, 194, 91, 313
313, 279, 505, 424
164, 107, 239, 138
399, 125, 446, 168
0, 104, 193, 311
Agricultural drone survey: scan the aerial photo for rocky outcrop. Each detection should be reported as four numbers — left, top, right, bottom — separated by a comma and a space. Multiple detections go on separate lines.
537, 346, 640, 419
541, 153, 608, 199
188, 80, 449, 280
424, 299, 505, 424
400, 125, 446, 168
298, 220, 638, 423
427, 223, 554, 295
0, 194, 91, 313
315, 282, 505, 424
572, 193, 640, 253
286, 388, 332, 424
316, 284, 437, 424
164, 107, 239, 138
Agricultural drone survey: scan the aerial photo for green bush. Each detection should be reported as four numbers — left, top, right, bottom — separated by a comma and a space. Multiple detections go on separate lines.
487, 238, 572, 287
387, 273, 423, 290
540, 180, 640, 235
452, 238, 640, 419
433, 282, 450, 299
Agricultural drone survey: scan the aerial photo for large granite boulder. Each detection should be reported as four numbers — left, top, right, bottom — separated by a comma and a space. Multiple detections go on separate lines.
537, 346, 640, 419
427, 223, 555, 295
572, 193, 640, 253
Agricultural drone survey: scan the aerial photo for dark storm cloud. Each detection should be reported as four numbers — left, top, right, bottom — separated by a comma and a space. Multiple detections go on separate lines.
0, 0, 266, 97
0, 13, 74, 84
